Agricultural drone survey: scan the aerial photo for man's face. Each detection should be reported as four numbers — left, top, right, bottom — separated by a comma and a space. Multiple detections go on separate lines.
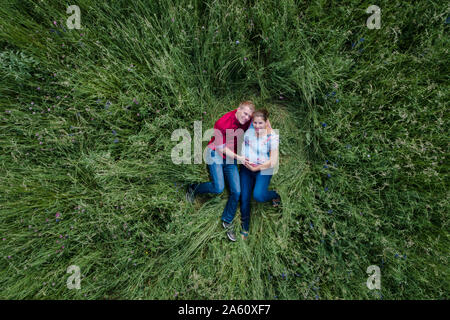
236, 106, 253, 125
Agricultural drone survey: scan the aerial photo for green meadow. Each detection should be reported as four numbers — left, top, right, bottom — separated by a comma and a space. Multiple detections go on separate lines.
0, 0, 448, 299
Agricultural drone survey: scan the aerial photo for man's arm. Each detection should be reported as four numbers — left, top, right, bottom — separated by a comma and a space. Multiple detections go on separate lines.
216, 146, 246, 163
213, 117, 247, 163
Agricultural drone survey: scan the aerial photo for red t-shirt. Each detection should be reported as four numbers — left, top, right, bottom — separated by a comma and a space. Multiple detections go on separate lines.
208, 108, 251, 159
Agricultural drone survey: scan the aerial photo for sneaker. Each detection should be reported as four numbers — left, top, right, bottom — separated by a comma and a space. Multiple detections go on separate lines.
240, 230, 249, 240
272, 197, 281, 208
186, 183, 197, 203
222, 221, 231, 229
222, 221, 236, 242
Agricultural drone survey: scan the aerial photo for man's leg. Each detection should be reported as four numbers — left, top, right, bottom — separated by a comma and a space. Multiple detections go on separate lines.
221, 160, 241, 224
252, 173, 280, 203
239, 166, 255, 233
194, 162, 225, 195
192, 149, 225, 195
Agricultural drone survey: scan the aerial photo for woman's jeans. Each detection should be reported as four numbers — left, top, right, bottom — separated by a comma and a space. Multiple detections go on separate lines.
239, 165, 280, 232
194, 148, 240, 224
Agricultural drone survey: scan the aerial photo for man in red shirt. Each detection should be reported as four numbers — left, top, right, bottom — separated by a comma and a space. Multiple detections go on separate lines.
186, 101, 255, 241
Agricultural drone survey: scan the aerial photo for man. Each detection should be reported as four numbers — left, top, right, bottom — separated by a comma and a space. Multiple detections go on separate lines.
186, 101, 255, 241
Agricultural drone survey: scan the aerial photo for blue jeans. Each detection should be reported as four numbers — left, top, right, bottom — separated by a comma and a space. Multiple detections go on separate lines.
194, 148, 241, 224
240, 165, 280, 232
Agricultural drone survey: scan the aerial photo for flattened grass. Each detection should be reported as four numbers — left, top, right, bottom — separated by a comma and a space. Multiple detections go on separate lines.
0, 0, 448, 299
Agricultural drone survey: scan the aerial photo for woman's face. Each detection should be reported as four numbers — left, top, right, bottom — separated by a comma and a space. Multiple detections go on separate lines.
253, 116, 267, 134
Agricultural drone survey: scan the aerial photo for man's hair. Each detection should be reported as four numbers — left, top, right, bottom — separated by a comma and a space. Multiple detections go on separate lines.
238, 100, 255, 111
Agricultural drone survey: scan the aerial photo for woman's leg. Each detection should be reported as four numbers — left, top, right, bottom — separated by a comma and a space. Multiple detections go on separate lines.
239, 166, 255, 232
253, 173, 280, 203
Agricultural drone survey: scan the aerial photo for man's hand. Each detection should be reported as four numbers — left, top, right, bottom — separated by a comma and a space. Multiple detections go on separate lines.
236, 155, 249, 163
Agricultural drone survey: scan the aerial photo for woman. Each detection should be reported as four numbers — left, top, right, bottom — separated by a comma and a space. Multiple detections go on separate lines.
239, 109, 281, 240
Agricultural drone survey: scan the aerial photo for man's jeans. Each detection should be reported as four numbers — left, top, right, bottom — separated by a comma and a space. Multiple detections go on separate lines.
194, 148, 241, 224
240, 165, 280, 232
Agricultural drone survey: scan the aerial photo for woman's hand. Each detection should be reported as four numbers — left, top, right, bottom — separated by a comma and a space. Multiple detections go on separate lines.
244, 160, 260, 171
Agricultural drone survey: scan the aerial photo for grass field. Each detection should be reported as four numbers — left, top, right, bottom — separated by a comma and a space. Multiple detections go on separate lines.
0, 0, 448, 300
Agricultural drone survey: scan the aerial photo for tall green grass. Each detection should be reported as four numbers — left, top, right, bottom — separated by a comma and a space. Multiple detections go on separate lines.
0, 0, 448, 299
